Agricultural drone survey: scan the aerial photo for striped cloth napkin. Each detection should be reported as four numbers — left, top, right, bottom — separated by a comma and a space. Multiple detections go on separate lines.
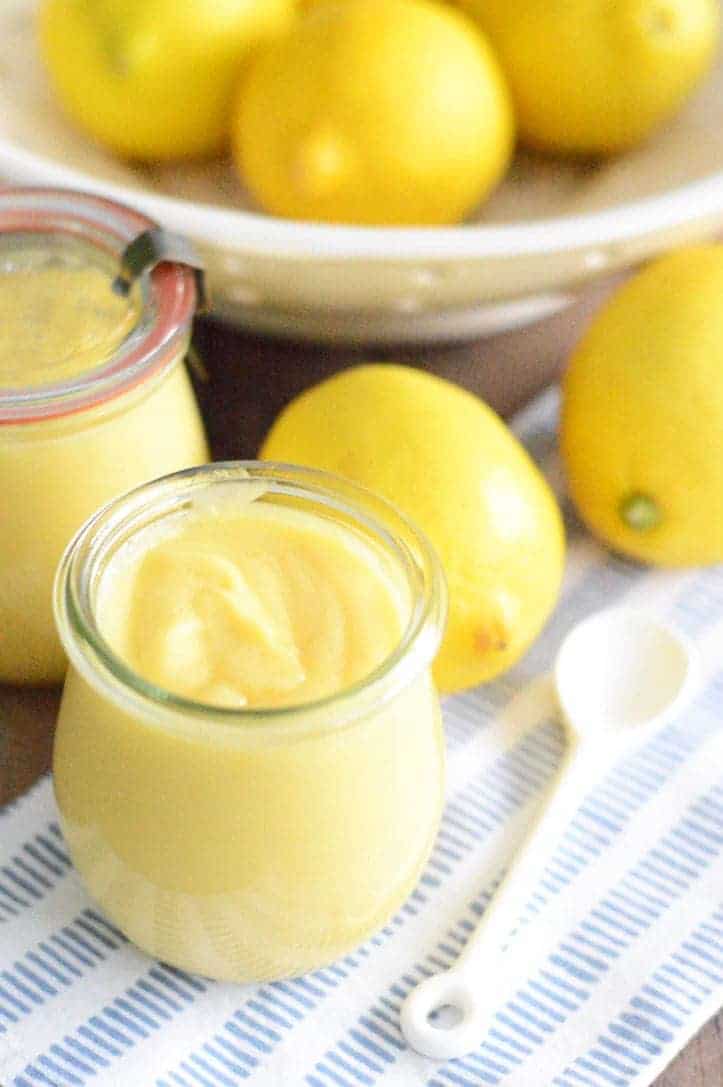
1, 388, 722, 1087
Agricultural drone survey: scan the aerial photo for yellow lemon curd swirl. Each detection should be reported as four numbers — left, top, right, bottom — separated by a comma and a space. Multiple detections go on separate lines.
54, 494, 444, 980
0, 263, 139, 387
98, 500, 406, 707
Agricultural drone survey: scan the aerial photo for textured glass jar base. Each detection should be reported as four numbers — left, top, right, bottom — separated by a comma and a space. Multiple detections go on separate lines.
59, 811, 441, 984
54, 667, 445, 982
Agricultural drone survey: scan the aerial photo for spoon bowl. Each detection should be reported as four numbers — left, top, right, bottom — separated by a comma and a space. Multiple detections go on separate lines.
555, 607, 696, 740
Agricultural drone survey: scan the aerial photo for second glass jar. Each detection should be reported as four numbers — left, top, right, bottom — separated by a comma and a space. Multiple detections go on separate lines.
0, 188, 209, 684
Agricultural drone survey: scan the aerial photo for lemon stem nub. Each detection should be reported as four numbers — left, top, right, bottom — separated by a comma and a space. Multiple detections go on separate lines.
620, 492, 662, 531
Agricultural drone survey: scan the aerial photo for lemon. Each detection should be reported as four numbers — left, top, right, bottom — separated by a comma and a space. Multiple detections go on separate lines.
261, 365, 564, 693
38, 0, 295, 160
232, 0, 514, 225
459, 0, 719, 154
562, 246, 723, 566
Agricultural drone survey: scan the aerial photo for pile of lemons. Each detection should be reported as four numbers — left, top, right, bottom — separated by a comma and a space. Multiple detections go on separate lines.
40, 0, 719, 226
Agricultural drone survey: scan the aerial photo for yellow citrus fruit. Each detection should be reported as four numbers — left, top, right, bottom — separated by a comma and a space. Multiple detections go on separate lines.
232, 0, 514, 225
562, 246, 723, 566
261, 364, 564, 693
38, 0, 295, 160
458, 0, 719, 154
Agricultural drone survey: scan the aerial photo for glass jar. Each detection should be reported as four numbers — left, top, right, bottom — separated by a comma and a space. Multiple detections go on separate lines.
53, 463, 447, 982
0, 187, 209, 684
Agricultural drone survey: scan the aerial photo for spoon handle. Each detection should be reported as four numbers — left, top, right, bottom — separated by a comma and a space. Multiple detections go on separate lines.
461, 740, 601, 961
400, 740, 606, 1060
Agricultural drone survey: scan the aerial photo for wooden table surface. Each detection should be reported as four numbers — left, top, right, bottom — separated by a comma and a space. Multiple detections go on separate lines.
1, 295, 721, 1085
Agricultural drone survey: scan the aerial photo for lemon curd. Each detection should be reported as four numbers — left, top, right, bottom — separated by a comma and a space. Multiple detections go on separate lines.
0, 188, 208, 684
53, 464, 447, 981
0, 249, 140, 388
98, 501, 406, 708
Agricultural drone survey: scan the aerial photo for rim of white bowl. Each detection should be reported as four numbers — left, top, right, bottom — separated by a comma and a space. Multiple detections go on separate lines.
2, 139, 723, 262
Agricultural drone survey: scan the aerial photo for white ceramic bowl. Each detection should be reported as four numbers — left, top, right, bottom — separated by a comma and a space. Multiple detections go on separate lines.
3, 0, 723, 343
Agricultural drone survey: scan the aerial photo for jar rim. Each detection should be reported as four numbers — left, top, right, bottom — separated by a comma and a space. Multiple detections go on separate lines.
0, 186, 197, 425
54, 462, 448, 735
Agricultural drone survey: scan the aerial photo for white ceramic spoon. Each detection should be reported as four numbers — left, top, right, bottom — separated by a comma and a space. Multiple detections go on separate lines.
400, 607, 698, 1061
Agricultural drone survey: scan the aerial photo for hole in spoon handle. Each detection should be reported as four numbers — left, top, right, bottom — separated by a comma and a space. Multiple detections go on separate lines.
400, 969, 489, 1060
